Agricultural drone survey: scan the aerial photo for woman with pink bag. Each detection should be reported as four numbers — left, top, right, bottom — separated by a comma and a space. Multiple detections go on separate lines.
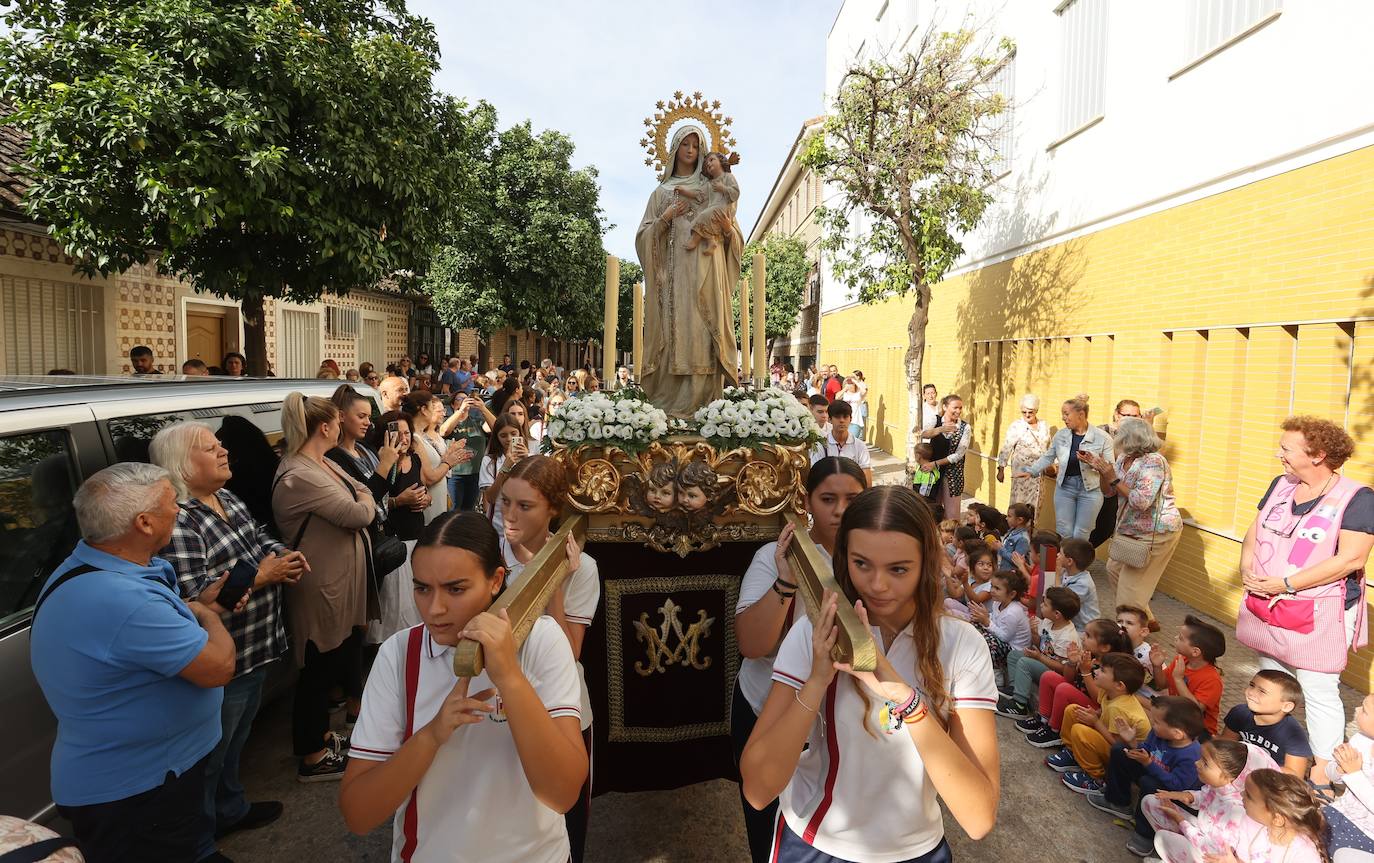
1236, 416, 1374, 793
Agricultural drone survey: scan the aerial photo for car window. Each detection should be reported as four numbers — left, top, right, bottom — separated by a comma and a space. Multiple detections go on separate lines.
0, 430, 80, 627
105, 403, 286, 537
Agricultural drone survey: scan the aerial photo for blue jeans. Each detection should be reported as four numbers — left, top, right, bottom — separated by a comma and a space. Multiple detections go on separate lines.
204, 664, 267, 835
1054, 474, 1104, 540
1006, 649, 1049, 706
447, 474, 480, 511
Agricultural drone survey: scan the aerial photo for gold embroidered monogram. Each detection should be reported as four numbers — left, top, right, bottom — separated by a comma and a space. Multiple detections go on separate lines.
633, 598, 715, 676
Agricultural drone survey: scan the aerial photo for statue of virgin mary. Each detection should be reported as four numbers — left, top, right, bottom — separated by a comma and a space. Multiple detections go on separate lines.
635, 125, 740, 417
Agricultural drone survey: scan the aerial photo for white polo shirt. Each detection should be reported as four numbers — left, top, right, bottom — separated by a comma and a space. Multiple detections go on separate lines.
479, 455, 508, 534
734, 540, 831, 714
503, 535, 599, 731
770, 615, 997, 862
809, 433, 872, 469
350, 619, 581, 863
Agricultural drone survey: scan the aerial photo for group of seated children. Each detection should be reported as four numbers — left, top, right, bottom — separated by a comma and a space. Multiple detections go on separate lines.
931, 511, 1374, 863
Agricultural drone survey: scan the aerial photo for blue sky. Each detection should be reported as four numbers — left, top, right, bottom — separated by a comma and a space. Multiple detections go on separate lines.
409, 0, 840, 261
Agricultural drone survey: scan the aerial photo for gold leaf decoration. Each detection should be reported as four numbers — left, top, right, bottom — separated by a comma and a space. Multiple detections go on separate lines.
639, 91, 737, 174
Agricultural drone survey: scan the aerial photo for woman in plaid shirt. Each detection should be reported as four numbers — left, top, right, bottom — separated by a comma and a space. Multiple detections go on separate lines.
152, 421, 310, 839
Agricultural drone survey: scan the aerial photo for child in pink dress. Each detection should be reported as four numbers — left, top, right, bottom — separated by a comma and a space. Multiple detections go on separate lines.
1186, 768, 1326, 863
1143, 739, 1278, 862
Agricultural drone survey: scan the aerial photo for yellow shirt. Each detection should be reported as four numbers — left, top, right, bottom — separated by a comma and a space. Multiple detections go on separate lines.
1100, 691, 1151, 743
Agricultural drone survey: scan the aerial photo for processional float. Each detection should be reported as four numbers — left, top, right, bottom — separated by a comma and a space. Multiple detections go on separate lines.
454, 92, 874, 792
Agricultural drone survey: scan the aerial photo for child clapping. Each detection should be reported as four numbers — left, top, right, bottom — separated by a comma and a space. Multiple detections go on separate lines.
1324, 693, 1374, 858
1142, 738, 1277, 862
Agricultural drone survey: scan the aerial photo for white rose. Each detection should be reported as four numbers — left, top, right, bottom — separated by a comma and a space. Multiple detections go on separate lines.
588, 425, 603, 440
700, 422, 718, 437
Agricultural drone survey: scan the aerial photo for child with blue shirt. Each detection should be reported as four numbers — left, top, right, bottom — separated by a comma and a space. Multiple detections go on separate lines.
1085, 695, 1206, 856
1057, 538, 1100, 632
994, 501, 1033, 571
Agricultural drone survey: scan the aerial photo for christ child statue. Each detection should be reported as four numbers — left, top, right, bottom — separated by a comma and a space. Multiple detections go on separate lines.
680, 151, 740, 253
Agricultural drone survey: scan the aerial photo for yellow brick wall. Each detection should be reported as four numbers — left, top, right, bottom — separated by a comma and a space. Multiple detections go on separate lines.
819, 144, 1374, 692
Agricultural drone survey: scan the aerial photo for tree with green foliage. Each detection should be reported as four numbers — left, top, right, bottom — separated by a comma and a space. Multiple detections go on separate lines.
740, 233, 811, 361
0, 0, 485, 375
423, 121, 605, 345
801, 26, 1012, 470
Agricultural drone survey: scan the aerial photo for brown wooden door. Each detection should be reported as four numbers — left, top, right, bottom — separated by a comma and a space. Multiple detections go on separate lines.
186, 312, 224, 365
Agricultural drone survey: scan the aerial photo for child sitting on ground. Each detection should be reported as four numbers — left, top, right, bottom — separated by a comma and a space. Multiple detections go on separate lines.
1116, 604, 1158, 703
970, 503, 1007, 543
1020, 618, 1133, 748
1150, 614, 1227, 737
998, 587, 1081, 720
993, 502, 1033, 571
1086, 696, 1207, 856
1220, 669, 1313, 779
1143, 738, 1278, 863
968, 570, 1033, 673
945, 545, 995, 620
1043, 652, 1152, 789
912, 442, 941, 500
1222, 769, 1328, 862
1012, 529, 1061, 614
939, 519, 961, 561
1323, 693, 1374, 859
1057, 537, 1101, 632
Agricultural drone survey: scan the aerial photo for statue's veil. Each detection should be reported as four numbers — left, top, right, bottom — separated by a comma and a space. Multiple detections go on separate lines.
660, 124, 706, 186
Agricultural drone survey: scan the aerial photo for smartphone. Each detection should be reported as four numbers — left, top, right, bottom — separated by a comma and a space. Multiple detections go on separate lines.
387, 420, 399, 434
216, 558, 257, 610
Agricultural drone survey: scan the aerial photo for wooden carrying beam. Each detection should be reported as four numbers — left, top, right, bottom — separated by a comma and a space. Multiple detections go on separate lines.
453, 513, 588, 678
782, 512, 877, 672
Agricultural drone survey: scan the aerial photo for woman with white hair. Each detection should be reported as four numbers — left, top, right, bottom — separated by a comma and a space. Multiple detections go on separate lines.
996, 394, 1051, 506
1079, 417, 1182, 623
152, 421, 310, 838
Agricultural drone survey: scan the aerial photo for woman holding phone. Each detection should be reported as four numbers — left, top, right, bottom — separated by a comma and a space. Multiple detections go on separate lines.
446, 392, 496, 513
403, 391, 469, 524
481, 414, 530, 535
1017, 396, 1114, 540
153, 421, 309, 841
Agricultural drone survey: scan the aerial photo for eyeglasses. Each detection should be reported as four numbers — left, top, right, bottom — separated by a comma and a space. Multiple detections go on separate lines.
1020, 410, 1037, 415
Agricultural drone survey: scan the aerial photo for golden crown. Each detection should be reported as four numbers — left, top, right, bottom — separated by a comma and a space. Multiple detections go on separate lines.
640, 90, 736, 174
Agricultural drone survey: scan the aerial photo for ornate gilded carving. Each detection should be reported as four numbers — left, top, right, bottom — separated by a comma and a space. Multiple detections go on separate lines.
605, 575, 740, 744
553, 437, 808, 556
632, 598, 715, 676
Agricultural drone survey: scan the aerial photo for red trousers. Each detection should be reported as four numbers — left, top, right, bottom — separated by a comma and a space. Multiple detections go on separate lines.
1037, 671, 1094, 730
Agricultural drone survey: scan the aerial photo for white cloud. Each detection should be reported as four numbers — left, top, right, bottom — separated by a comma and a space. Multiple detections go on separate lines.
412, 0, 838, 262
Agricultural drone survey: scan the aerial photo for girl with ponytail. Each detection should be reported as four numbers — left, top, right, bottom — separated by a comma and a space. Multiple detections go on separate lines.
741, 485, 1000, 862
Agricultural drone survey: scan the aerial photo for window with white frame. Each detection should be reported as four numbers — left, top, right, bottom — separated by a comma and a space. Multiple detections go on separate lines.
1182, 0, 1281, 69
1055, 0, 1108, 142
988, 57, 1015, 176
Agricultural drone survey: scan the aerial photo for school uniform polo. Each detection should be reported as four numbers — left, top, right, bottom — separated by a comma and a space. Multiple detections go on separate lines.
503, 536, 599, 731
771, 615, 997, 861
809, 433, 871, 470
350, 618, 582, 863
734, 540, 829, 714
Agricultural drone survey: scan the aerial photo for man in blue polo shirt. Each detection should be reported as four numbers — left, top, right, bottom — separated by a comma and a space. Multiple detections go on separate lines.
30, 463, 237, 863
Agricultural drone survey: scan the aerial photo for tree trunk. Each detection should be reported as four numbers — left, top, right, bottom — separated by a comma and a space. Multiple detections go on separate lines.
240, 292, 269, 377
904, 283, 931, 483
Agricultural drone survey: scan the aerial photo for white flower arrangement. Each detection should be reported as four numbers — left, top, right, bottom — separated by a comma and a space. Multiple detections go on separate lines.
546, 391, 669, 454
693, 386, 823, 449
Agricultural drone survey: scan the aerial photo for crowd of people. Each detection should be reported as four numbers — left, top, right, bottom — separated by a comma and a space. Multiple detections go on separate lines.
19, 343, 1374, 863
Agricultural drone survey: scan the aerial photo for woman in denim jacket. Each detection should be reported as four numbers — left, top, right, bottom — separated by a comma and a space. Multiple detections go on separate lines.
1017, 396, 1113, 540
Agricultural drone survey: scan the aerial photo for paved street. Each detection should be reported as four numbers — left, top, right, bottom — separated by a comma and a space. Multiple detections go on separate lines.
217, 457, 1363, 863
